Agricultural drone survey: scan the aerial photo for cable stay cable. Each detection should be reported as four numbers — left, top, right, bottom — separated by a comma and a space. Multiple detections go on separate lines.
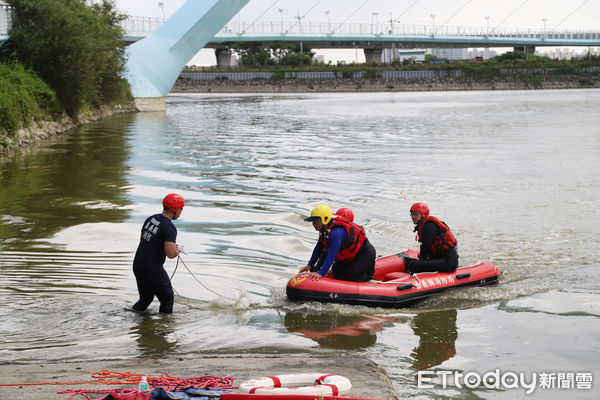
552, 0, 590, 30
494, 0, 530, 30
441, 0, 474, 26
241, 0, 280, 35
395, 0, 420, 22
283, 0, 322, 35
330, 0, 369, 35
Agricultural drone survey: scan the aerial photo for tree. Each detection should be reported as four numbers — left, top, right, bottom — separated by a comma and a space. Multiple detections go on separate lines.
232, 42, 316, 67
232, 42, 275, 67
6, 0, 130, 117
276, 43, 314, 66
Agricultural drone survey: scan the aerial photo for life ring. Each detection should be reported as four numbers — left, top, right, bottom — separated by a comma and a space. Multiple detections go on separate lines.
238, 373, 352, 396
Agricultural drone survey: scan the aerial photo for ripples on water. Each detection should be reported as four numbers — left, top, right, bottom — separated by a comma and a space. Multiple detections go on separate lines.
1, 90, 599, 399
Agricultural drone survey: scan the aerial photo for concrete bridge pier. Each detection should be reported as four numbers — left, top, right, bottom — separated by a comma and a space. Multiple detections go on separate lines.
215, 47, 233, 68
514, 45, 536, 54
364, 48, 383, 64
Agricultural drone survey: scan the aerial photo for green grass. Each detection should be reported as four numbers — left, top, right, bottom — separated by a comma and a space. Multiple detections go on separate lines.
0, 61, 62, 139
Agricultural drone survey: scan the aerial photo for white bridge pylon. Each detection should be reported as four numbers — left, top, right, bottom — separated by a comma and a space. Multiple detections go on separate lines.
124, 0, 249, 110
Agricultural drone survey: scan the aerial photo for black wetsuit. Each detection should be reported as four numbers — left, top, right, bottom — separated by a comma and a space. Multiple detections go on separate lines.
333, 238, 376, 282
406, 220, 459, 274
132, 213, 176, 313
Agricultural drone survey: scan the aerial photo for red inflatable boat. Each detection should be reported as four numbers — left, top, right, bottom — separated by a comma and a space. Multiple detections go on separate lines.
286, 250, 502, 308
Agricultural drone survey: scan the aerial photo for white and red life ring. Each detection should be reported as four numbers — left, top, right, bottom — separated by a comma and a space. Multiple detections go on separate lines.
238, 373, 352, 396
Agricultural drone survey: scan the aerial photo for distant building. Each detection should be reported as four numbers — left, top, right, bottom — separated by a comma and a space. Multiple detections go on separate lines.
383, 48, 426, 63
429, 47, 497, 61
433, 48, 463, 60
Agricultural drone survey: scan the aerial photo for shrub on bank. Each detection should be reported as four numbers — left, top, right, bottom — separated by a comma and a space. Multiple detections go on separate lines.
5, 0, 131, 117
0, 61, 61, 138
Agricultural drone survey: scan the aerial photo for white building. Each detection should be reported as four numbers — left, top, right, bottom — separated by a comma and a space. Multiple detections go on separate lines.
383, 48, 426, 63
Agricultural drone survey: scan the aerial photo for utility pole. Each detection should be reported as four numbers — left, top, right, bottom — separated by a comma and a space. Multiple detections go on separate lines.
278, 8, 283, 33
158, 2, 165, 22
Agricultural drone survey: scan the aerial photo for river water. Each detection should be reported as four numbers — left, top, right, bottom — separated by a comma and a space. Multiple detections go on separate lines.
1, 89, 599, 399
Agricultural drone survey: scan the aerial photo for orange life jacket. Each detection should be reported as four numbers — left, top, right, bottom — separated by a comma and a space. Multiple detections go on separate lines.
416, 215, 457, 257
319, 217, 367, 261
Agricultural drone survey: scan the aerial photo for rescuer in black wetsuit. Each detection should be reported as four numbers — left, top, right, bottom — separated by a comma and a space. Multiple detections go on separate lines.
132, 193, 185, 314
405, 202, 459, 274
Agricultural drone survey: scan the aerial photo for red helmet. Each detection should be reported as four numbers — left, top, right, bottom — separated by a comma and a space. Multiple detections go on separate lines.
335, 207, 355, 222
410, 202, 429, 219
163, 193, 185, 213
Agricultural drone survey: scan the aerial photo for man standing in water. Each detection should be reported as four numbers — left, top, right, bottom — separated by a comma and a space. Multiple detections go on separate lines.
300, 204, 376, 282
132, 193, 184, 314
405, 202, 458, 274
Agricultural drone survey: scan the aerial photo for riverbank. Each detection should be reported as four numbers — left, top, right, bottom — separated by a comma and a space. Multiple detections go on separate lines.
3, 74, 597, 155
0, 102, 136, 155
172, 74, 599, 93
0, 355, 398, 400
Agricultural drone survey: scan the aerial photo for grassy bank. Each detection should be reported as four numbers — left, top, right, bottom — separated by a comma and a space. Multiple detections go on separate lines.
0, 62, 62, 140
0, 0, 133, 153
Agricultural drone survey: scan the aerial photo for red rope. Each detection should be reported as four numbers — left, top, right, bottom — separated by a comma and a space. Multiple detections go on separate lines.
0, 369, 236, 389
58, 388, 136, 400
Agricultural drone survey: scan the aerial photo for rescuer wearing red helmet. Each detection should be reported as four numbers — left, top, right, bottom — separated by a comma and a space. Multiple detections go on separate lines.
299, 204, 376, 282
407, 202, 459, 274
335, 207, 355, 222
132, 193, 185, 314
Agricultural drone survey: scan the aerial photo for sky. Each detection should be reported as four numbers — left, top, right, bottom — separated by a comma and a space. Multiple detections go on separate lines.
113, 0, 600, 65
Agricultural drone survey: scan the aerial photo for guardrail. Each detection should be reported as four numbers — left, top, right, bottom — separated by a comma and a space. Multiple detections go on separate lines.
121, 15, 164, 36
122, 16, 600, 41
4, 11, 600, 42
218, 21, 600, 40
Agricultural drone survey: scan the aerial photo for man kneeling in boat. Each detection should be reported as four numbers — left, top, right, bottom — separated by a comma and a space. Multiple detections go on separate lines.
406, 202, 459, 274
299, 204, 376, 282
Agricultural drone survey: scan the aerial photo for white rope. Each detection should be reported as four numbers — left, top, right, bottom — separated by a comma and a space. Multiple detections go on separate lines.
172, 254, 238, 302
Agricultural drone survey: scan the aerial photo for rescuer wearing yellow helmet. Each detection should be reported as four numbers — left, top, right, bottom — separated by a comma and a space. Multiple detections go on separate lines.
299, 204, 376, 282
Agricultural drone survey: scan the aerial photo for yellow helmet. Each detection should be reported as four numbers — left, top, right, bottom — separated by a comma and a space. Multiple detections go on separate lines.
304, 204, 332, 224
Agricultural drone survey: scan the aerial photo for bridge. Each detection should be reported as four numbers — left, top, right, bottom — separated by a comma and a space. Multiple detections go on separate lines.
122, 17, 600, 65
2, 0, 599, 110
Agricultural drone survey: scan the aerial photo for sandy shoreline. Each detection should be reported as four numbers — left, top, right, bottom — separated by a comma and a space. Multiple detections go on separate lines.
0, 355, 398, 400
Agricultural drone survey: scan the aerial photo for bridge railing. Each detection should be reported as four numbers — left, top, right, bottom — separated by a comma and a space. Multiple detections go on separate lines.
3, 11, 600, 41
1, 3, 12, 36
121, 15, 164, 36
219, 20, 600, 40
121, 15, 600, 41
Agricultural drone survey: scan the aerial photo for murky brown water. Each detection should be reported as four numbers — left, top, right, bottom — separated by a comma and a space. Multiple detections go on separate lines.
1, 90, 599, 399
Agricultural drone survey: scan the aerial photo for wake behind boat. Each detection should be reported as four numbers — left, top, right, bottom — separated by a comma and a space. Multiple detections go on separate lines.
286, 250, 502, 308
